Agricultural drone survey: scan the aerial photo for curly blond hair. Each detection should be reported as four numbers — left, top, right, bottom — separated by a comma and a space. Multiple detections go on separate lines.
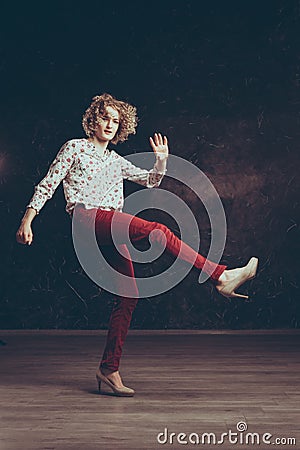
82, 93, 138, 144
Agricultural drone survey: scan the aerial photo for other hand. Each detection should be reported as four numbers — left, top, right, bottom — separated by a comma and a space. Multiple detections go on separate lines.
16, 222, 33, 245
149, 133, 169, 159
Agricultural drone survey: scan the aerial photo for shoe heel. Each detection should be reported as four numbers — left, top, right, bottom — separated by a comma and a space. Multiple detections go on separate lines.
232, 292, 249, 299
97, 379, 101, 392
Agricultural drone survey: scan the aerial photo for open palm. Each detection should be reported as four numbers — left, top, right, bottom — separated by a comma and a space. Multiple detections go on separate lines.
149, 133, 169, 159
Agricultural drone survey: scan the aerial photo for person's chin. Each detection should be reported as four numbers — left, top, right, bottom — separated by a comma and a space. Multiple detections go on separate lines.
104, 133, 114, 140
99, 134, 112, 142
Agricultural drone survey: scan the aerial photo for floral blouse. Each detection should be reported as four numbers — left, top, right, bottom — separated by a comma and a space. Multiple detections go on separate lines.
27, 138, 167, 215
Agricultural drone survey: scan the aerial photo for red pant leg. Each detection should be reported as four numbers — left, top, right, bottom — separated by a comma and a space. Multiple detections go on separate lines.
94, 208, 226, 280
99, 243, 138, 372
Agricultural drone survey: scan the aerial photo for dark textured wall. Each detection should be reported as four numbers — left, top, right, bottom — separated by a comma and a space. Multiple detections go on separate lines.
1, 1, 299, 329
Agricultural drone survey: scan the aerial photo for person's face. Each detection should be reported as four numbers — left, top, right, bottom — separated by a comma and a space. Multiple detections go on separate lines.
94, 106, 120, 142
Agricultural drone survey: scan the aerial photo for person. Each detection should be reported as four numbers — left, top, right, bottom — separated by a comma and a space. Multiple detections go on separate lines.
16, 93, 258, 397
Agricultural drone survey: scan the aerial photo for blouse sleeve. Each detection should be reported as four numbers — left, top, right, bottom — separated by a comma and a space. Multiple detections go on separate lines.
27, 140, 76, 214
119, 155, 167, 188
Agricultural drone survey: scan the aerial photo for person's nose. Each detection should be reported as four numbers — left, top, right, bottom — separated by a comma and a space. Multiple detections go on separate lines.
106, 119, 113, 129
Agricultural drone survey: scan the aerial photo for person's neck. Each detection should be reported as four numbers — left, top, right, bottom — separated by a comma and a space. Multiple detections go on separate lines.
89, 137, 109, 156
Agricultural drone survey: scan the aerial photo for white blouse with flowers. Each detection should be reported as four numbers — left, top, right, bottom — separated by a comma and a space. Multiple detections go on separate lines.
27, 138, 167, 216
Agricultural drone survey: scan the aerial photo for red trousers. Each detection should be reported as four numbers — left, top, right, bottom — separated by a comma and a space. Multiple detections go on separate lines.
74, 206, 226, 372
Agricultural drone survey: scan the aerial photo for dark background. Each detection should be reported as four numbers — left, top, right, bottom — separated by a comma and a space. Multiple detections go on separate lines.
0, 0, 299, 329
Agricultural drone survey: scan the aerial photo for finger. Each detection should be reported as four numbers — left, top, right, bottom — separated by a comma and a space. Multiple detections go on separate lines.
158, 133, 163, 145
16, 235, 26, 245
16, 232, 24, 244
163, 136, 168, 146
154, 133, 159, 146
23, 232, 32, 245
27, 232, 33, 244
149, 137, 156, 152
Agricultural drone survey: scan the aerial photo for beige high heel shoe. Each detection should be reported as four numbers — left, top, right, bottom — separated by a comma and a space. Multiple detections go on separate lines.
216, 257, 258, 299
96, 369, 135, 397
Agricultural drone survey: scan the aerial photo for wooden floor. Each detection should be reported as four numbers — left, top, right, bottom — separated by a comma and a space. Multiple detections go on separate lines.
0, 330, 299, 450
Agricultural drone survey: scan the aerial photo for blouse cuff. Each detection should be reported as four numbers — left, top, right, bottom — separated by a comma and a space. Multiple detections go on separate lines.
26, 205, 39, 215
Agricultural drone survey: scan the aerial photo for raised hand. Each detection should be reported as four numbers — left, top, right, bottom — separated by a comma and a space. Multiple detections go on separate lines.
149, 133, 169, 160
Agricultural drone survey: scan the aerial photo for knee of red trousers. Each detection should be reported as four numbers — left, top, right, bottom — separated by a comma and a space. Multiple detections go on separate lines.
149, 223, 169, 245
108, 297, 138, 331
112, 296, 139, 311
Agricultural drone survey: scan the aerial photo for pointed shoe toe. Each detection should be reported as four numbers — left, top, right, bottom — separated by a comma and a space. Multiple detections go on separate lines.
216, 257, 259, 299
